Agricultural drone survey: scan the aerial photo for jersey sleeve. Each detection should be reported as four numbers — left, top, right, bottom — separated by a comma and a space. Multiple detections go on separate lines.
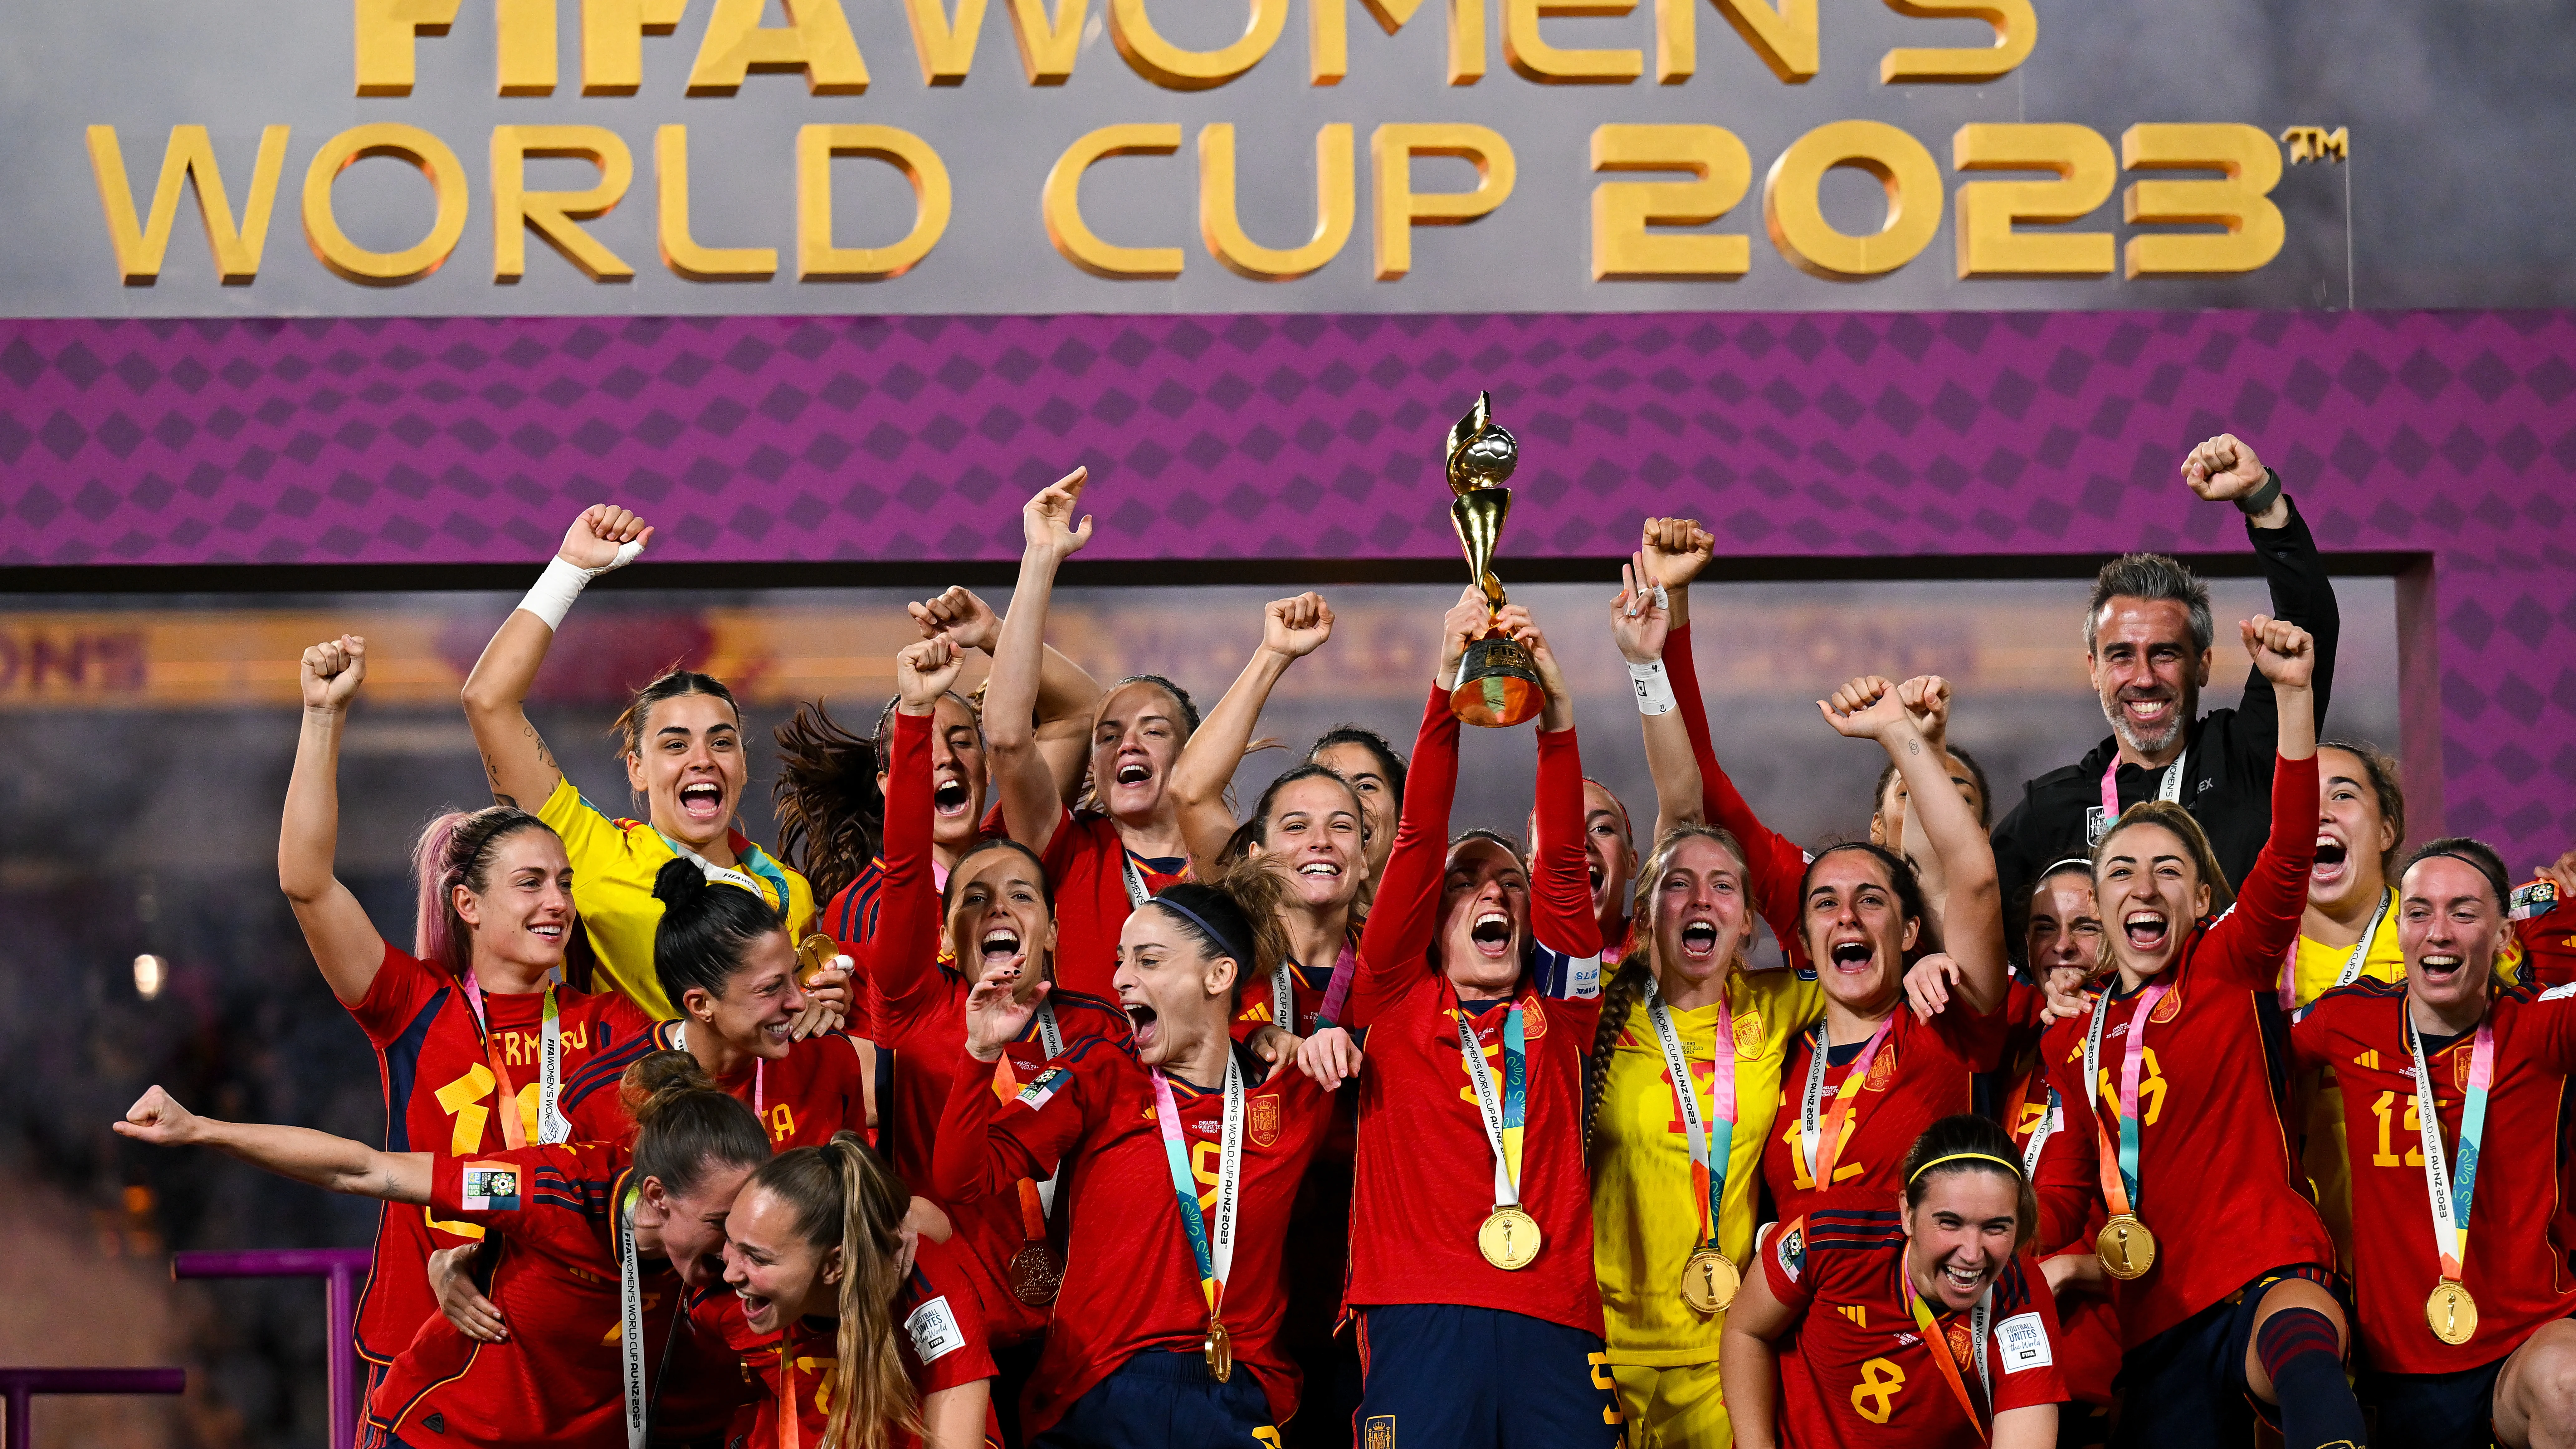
860, 708, 949, 1038
1757, 1216, 1817, 1315
928, 1040, 1101, 1204
2197, 752, 2319, 990
1344, 686, 1460, 1031
347, 940, 448, 1048
538, 774, 630, 879
2520, 986, 2576, 1070
1662, 622, 1811, 970
2288, 998, 2331, 1071
429, 1142, 612, 1251
900, 1237, 999, 1395
1928, 991, 2012, 1073
1529, 721, 1604, 1000
1987, 1254, 2072, 1412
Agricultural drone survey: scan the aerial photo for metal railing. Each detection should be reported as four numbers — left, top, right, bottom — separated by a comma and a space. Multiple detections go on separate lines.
172, 1247, 373, 1449
0, 1367, 185, 1448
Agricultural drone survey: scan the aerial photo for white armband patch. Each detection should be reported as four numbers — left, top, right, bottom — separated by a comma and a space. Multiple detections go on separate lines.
2541, 983, 2576, 1002
1994, 1311, 2052, 1372
905, 1295, 968, 1364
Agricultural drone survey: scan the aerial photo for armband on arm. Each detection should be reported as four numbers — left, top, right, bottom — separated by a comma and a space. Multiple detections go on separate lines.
518, 539, 646, 631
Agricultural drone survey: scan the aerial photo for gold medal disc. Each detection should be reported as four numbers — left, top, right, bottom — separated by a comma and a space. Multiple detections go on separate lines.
1478, 1205, 1543, 1271
2095, 1214, 2157, 1281
1007, 1243, 1062, 1306
1680, 1248, 1741, 1314
1204, 1316, 1234, 1382
795, 933, 842, 987
2426, 1279, 2479, 1346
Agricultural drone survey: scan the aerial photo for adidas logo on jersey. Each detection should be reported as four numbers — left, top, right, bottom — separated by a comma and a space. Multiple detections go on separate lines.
2352, 1051, 2381, 1071
1835, 1304, 1869, 1328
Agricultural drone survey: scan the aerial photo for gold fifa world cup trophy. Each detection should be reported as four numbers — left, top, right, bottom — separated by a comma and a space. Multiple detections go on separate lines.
1443, 392, 1544, 728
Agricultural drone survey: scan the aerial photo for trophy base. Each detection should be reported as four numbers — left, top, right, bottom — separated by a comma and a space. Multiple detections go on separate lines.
1450, 635, 1544, 729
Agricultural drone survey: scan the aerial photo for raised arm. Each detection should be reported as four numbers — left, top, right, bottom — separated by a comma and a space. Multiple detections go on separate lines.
460, 505, 652, 810
2203, 616, 2320, 986
1613, 555, 1700, 847
1170, 593, 1335, 878
1343, 591, 1478, 1031
2181, 435, 2340, 741
115, 1086, 431, 1204
1510, 603, 1603, 979
863, 639, 966, 1032
908, 585, 1103, 807
985, 470, 1092, 859
931, 978, 1087, 1202
1823, 675, 2006, 1015
1645, 518, 1810, 966
282, 636, 390, 1006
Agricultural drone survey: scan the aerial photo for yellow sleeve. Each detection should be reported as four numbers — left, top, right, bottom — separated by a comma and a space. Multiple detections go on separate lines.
538, 774, 630, 875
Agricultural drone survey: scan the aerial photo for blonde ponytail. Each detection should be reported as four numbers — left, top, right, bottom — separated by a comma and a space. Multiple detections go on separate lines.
751, 1131, 917, 1449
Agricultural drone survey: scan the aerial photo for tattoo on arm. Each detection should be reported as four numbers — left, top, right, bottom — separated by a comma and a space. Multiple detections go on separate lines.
1906, 738, 1921, 755
521, 720, 559, 773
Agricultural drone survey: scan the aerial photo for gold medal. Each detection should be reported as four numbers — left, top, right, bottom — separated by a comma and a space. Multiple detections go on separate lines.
2426, 1279, 2479, 1346
1680, 1247, 1740, 1314
1007, 1243, 1062, 1306
795, 933, 842, 987
2095, 1213, 2157, 1281
1478, 1205, 1542, 1270
1204, 1316, 1234, 1382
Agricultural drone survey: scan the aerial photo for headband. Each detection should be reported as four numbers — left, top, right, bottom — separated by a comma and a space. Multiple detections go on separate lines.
2035, 857, 2094, 889
1909, 1151, 2022, 1185
1149, 895, 1250, 968
2412, 849, 2510, 907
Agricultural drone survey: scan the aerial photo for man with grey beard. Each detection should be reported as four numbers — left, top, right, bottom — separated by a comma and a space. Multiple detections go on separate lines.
1990, 432, 2340, 907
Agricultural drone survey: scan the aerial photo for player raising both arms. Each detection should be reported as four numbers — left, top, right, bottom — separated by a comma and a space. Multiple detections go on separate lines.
1722, 1115, 2069, 1448
1760, 675, 2011, 1228
936, 867, 1334, 1446
2293, 838, 2576, 1449
282, 635, 664, 1408
119, 1055, 773, 1449
986, 470, 1208, 999
2032, 614, 2369, 1449
462, 504, 817, 1021
726, 1134, 1002, 1449
1315, 586, 1617, 1447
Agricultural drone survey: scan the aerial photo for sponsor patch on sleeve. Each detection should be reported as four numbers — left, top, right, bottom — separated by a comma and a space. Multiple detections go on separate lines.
904, 1295, 968, 1363
1995, 1311, 2052, 1372
2540, 983, 2576, 1002
1775, 1219, 1806, 1282
1012, 1065, 1068, 1110
461, 1162, 521, 1212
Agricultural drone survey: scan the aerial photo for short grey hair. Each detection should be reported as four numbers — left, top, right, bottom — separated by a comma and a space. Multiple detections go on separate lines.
2085, 553, 2213, 655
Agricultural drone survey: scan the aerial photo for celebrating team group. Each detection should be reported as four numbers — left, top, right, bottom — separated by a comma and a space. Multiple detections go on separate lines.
112, 431, 2576, 1449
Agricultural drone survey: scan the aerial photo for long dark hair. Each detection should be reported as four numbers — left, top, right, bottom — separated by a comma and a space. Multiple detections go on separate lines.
772, 700, 889, 908
620, 1051, 771, 1200
1216, 765, 1372, 895
651, 856, 787, 1009
412, 806, 559, 977
1306, 724, 1408, 806
1797, 841, 1929, 968
750, 1133, 916, 1449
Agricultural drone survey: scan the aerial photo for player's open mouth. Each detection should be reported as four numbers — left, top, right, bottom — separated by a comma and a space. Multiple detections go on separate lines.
1681, 921, 1719, 959
1298, 861, 1341, 878
980, 928, 1022, 972
736, 1288, 774, 1323
2310, 837, 2349, 887
1126, 1003, 1159, 1048
679, 781, 724, 821
2419, 952, 2465, 985
1588, 863, 1605, 893
1940, 1260, 1988, 1292
529, 923, 564, 942
763, 1017, 791, 1044
1470, 911, 1513, 956
1116, 762, 1152, 786
2124, 911, 2169, 951
934, 780, 972, 818
1830, 940, 1874, 973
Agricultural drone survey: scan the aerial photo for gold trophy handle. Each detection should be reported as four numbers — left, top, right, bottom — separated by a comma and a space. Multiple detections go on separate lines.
1450, 490, 1511, 615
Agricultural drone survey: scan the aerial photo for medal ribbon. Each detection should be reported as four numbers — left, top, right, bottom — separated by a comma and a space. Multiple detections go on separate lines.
1149, 1053, 1245, 1325
1455, 995, 1529, 1209
2098, 754, 2186, 827
1798, 1016, 1894, 1193
1901, 1267, 1993, 1439
1314, 934, 1362, 1031
462, 979, 565, 1149
2083, 981, 2169, 1213
617, 1180, 648, 1449
1643, 975, 1735, 1251
2019, 1086, 2061, 1179
2279, 888, 2393, 1013
1121, 851, 1153, 910
1271, 960, 1299, 1037
2405, 1005, 2495, 1288
989, 999, 1071, 1219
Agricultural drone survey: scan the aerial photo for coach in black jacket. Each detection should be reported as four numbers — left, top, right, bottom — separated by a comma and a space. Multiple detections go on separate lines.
1991, 432, 2340, 907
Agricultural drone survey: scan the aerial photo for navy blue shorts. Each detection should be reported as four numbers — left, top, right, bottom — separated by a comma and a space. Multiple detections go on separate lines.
2365, 1356, 2506, 1449
1036, 1348, 1277, 1449
1353, 1303, 1621, 1449
2111, 1264, 2336, 1449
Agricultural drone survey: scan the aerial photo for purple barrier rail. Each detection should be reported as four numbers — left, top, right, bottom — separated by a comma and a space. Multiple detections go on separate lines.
0, 1367, 185, 1448
172, 1248, 373, 1449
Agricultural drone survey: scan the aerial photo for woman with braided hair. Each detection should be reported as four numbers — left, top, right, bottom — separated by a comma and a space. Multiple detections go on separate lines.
724, 1132, 1001, 1449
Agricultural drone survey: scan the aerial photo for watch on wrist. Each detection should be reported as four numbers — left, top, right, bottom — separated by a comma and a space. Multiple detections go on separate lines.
2234, 467, 2283, 517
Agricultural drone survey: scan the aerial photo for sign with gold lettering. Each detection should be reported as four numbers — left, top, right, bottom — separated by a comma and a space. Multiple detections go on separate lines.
4, 0, 2528, 315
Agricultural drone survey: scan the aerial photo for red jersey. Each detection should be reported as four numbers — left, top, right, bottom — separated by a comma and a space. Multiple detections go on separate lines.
690, 1030, 871, 1151
865, 709, 1134, 1343
931, 1036, 1332, 1437
1341, 687, 1606, 1337
1232, 931, 1357, 1040
371, 1144, 678, 1449
2291, 979, 2576, 1373
1666, 621, 1814, 975
2034, 753, 2333, 1347
2515, 891, 2576, 990
660, 1280, 767, 1444
1757, 1207, 2069, 1447
344, 942, 659, 1364
742, 1236, 1004, 1449
1998, 994, 2120, 1408
1762, 1003, 2003, 1227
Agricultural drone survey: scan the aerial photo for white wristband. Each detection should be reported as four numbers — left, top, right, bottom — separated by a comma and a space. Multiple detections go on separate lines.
517, 540, 644, 631
1628, 659, 1676, 716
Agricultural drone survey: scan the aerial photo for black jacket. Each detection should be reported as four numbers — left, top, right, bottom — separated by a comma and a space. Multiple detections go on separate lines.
1991, 494, 2340, 907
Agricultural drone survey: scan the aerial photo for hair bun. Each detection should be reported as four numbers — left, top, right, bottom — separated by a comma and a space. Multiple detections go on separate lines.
652, 854, 710, 909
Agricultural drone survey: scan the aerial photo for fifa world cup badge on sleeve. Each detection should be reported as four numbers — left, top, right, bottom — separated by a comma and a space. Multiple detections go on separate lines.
462, 1162, 522, 1212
